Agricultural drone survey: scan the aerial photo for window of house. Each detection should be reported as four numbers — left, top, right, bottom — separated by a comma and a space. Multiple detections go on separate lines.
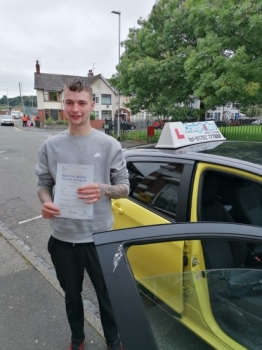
102, 94, 111, 105
93, 94, 99, 104
128, 161, 184, 219
232, 102, 239, 108
44, 91, 61, 102
214, 112, 221, 120
101, 111, 112, 120
94, 111, 99, 119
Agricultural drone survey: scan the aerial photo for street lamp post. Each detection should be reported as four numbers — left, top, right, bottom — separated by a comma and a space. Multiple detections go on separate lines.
111, 10, 121, 141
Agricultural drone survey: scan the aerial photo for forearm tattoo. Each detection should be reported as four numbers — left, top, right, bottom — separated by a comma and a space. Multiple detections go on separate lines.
37, 188, 53, 204
99, 184, 128, 199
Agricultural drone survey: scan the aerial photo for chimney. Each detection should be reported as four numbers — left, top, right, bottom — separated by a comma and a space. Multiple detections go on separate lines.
88, 69, 94, 77
36, 60, 40, 74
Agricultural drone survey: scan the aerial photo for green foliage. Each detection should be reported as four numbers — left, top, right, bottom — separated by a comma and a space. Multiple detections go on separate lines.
45, 117, 54, 124
111, 0, 262, 115
0, 94, 37, 108
55, 119, 69, 125
90, 112, 95, 120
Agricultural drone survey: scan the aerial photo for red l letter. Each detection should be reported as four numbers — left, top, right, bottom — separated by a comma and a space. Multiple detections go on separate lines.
175, 129, 185, 139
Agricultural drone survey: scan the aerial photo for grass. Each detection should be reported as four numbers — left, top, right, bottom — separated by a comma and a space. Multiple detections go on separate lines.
219, 125, 262, 142
112, 125, 262, 143
113, 129, 162, 142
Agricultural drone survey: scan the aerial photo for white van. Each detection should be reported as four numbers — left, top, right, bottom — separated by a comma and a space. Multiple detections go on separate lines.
11, 110, 23, 119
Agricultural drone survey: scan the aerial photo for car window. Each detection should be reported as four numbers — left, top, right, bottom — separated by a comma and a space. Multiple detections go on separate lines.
198, 170, 262, 226
126, 237, 262, 350
127, 161, 184, 219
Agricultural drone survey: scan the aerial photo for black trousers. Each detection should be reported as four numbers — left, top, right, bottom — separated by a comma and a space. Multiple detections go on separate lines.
48, 236, 119, 345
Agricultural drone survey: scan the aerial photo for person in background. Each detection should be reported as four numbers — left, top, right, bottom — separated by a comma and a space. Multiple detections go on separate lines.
22, 114, 27, 127
35, 78, 129, 350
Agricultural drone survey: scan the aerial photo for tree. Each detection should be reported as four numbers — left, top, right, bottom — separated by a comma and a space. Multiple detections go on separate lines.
110, 0, 262, 116
0, 95, 37, 108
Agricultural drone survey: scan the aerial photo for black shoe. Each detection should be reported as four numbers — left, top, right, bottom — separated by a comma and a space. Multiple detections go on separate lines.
68, 338, 85, 350
107, 339, 123, 350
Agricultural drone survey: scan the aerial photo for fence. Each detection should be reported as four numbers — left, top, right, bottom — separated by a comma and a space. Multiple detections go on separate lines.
219, 125, 262, 142
107, 121, 262, 143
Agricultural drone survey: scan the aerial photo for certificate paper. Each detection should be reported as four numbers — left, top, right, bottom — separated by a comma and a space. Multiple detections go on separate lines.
54, 163, 94, 219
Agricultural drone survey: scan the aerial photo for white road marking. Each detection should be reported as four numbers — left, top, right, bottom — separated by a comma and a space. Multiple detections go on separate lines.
19, 215, 42, 224
0, 150, 6, 153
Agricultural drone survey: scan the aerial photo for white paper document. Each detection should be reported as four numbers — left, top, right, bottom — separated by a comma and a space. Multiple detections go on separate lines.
54, 163, 94, 219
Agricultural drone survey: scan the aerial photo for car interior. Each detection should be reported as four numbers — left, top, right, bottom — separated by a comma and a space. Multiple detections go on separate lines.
199, 171, 262, 349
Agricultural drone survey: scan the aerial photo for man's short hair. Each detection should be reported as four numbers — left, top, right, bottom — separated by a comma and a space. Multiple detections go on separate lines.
64, 78, 93, 97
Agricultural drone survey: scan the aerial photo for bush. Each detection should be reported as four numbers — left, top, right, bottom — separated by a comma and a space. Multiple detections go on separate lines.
45, 117, 54, 124
55, 119, 69, 125
90, 112, 95, 120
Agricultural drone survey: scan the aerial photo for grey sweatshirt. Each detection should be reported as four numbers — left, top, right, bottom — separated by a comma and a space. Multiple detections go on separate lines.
35, 129, 129, 243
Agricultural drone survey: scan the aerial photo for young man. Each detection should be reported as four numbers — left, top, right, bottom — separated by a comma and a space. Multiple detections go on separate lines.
35, 78, 129, 350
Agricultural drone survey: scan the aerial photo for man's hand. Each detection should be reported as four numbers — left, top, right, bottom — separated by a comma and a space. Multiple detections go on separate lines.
77, 183, 128, 203
42, 202, 61, 219
77, 183, 102, 203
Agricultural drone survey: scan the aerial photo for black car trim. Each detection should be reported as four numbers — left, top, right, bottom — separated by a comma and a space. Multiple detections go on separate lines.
175, 163, 195, 222
96, 242, 159, 350
93, 222, 262, 246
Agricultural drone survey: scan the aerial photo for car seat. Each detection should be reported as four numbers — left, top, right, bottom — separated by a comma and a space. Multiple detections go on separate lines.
201, 172, 234, 222
201, 173, 262, 296
233, 180, 262, 226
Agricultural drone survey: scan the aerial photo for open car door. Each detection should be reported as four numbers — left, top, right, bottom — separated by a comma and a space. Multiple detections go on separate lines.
93, 223, 262, 350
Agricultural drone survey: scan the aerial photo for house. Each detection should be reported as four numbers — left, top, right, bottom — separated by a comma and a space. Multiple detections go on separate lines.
33, 60, 131, 126
205, 103, 246, 122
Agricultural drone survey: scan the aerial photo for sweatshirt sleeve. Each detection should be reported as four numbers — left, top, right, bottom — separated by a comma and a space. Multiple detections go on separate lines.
110, 143, 130, 195
35, 143, 55, 192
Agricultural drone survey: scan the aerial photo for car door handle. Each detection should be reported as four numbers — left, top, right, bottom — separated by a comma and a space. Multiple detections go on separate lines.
112, 202, 124, 215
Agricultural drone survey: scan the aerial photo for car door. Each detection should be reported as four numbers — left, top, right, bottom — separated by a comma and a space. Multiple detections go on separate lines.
94, 223, 262, 350
112, 156, 194, 229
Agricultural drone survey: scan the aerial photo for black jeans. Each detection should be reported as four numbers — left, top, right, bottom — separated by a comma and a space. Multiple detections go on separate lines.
48, 236, 119, 345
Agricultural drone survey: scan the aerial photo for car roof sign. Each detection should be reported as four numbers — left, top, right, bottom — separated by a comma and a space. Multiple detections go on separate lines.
156, 121, 226, 149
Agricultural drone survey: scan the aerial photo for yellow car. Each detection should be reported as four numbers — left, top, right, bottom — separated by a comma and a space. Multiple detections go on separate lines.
96, 122, 262, 350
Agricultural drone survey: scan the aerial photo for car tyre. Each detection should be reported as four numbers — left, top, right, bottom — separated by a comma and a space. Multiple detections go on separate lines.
130, 125, 135, 130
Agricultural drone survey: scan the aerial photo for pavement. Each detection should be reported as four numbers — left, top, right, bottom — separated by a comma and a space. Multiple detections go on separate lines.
0, 125, 143, 349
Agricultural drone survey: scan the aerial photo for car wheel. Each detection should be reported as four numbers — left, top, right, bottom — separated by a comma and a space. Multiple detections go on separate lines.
130, 125, 135, 130
1, 123, 3, 126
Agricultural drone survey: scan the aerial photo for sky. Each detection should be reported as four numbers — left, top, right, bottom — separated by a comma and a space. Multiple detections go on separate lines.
0, 0, 156, 98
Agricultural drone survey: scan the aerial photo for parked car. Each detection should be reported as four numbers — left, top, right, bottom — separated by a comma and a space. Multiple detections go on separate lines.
252, 119, 262, 125
1, 114, 14, 126
121, 122, 136, 130
102, 121, 136, 130
108, 121, 262, 350
11, 110, 22, 119
151, 120, 167, 129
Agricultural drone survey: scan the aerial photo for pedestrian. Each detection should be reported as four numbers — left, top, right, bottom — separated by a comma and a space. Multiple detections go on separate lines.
34, 115, 38, 125
35, 78, 129, 350
22, 114, 27, 127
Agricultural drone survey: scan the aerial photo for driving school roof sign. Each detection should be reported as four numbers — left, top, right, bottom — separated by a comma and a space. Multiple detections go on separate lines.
156, 121, 226, 149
